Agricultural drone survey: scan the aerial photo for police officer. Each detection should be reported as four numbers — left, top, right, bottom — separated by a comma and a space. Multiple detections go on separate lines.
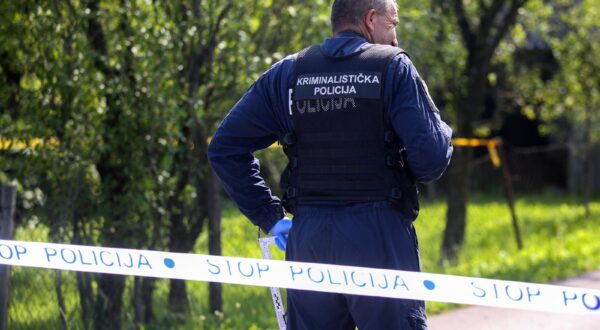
208, 0, 453, 328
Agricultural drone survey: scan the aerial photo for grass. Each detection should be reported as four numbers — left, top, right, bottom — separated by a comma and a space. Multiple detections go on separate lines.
7, 193, 600, 329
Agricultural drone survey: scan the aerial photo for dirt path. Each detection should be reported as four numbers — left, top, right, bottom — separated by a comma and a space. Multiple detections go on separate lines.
427, 270, 600, 330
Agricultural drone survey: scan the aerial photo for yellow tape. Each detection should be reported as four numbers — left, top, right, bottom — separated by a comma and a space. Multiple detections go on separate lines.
0, 138, 60, 151
453, 138, 502, 168
3, 136, 500, 168
267, 137, 503, 168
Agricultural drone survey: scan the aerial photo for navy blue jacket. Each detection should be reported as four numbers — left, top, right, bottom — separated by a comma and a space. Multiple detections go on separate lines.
208, 32, 453, 233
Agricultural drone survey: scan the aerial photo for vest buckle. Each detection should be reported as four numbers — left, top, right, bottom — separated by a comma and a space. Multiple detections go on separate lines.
390, 188, 402, 200
287, 187, 297, 199
384, 131, 395, 144
282, 133, 297, 146
386, 155, 395, 167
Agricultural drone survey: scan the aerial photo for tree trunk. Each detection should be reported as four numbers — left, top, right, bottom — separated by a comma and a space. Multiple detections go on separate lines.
208, 170, 223, 313
168, 209, 206, 314
0, 185, 16, 330
582, 141, 592, 217
142, 278, 156, 323
133, 277, 156, 329
567, 136, 581, 196
444, 0, 528, 262
168, 214, 197, 314
583, 98, 593, 217
442, 148, 472, 262
94, 274, 126, 330
76, 272, 94, 329
54, 271, 68, 330
73, 219, 95, 328
168, 278, 188, 314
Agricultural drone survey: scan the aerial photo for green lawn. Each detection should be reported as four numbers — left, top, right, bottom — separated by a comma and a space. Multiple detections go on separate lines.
8, 193, 600, 329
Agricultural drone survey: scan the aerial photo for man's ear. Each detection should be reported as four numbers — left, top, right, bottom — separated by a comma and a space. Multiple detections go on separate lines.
364, 8, 377, 32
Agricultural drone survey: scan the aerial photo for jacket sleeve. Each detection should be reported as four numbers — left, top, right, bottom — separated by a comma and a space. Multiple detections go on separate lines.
386, 54, 453, 183
207, 63, 289, 233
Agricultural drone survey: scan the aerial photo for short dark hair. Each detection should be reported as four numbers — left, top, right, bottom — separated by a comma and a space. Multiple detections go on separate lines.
330, 0, 395, 31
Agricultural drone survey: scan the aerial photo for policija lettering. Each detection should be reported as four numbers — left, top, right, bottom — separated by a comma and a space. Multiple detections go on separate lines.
288, 87, 357, 115
0, 243, 153, 270
296, 97, 357, 115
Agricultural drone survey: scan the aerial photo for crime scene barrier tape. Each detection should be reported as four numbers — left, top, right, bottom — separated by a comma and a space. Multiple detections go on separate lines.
0, 239, 599, 316
259, 237, 287, 329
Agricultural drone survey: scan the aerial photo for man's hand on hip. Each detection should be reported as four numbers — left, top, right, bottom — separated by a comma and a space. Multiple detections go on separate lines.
269, 217, 292, 251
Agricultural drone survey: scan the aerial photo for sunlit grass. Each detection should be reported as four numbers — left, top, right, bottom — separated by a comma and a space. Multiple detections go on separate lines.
418, 194, 600, 313
7, 193, 600, 329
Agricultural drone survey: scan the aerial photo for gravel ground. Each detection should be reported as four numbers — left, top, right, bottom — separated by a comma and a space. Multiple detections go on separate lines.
427, 270, 600, 330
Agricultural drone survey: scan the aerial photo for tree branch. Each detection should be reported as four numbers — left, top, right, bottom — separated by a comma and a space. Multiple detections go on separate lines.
477, 0, 488, 13
452, 0, 476, 51
484, 0, 527, 62
118, 0, 137, 91
85, 0, 116, 77
479, 0, 505, 41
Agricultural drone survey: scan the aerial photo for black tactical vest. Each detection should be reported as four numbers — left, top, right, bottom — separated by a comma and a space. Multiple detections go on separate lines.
280, 44, 420, 220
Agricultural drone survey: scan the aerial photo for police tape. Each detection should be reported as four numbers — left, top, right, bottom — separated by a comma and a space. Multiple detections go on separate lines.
0, 239, 599, 316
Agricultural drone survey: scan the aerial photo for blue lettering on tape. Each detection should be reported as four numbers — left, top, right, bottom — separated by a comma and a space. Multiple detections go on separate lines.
0, 244, 12, 260
473, 282, 538, 303
257, 263, 269, 279
290, 266, 303, 281
526, 287, 540, 302
351, 271, 366, 287
206, 259, 271, 279
307, 268, 325, 284
563, 291, 578, 306
123, 254, 134, 268
563, 291, 600, 311
100, 251, 113, 266
393, 275, 409, 291
207, 259, 220, 275
327, 270, 341, 286
44, 246, 152, 269
472, 282, 486, 298
139, 255, 152, 269
226, 260, 233, 276
582, 293, 600, 311
306, 267, 325, 283
79, 250, 93, 266
287, 267, 409, 292
45, 247, 57, 262
5, 240, 600, 315
15, 245, 26, 260
238, 262, 254, 278
0, 244, 26, 260
505, 285, 524, 302
61, 249, 77, 264
378, 274, 389, 289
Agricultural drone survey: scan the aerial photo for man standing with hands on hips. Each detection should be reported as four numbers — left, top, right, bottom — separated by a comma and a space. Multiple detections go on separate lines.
208, 0, 453, 328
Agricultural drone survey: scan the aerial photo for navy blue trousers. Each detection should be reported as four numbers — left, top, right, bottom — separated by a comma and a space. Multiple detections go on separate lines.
285, 202, 428, 330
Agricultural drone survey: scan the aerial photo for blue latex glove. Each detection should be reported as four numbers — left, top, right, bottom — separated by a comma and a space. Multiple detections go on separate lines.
269, 217, 292, 251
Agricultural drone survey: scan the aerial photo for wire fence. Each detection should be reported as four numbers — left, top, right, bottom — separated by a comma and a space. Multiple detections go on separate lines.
464, 142, 600, 196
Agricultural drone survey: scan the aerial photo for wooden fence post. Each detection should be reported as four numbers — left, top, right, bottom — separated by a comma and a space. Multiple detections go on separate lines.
0, 185, 17, 330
